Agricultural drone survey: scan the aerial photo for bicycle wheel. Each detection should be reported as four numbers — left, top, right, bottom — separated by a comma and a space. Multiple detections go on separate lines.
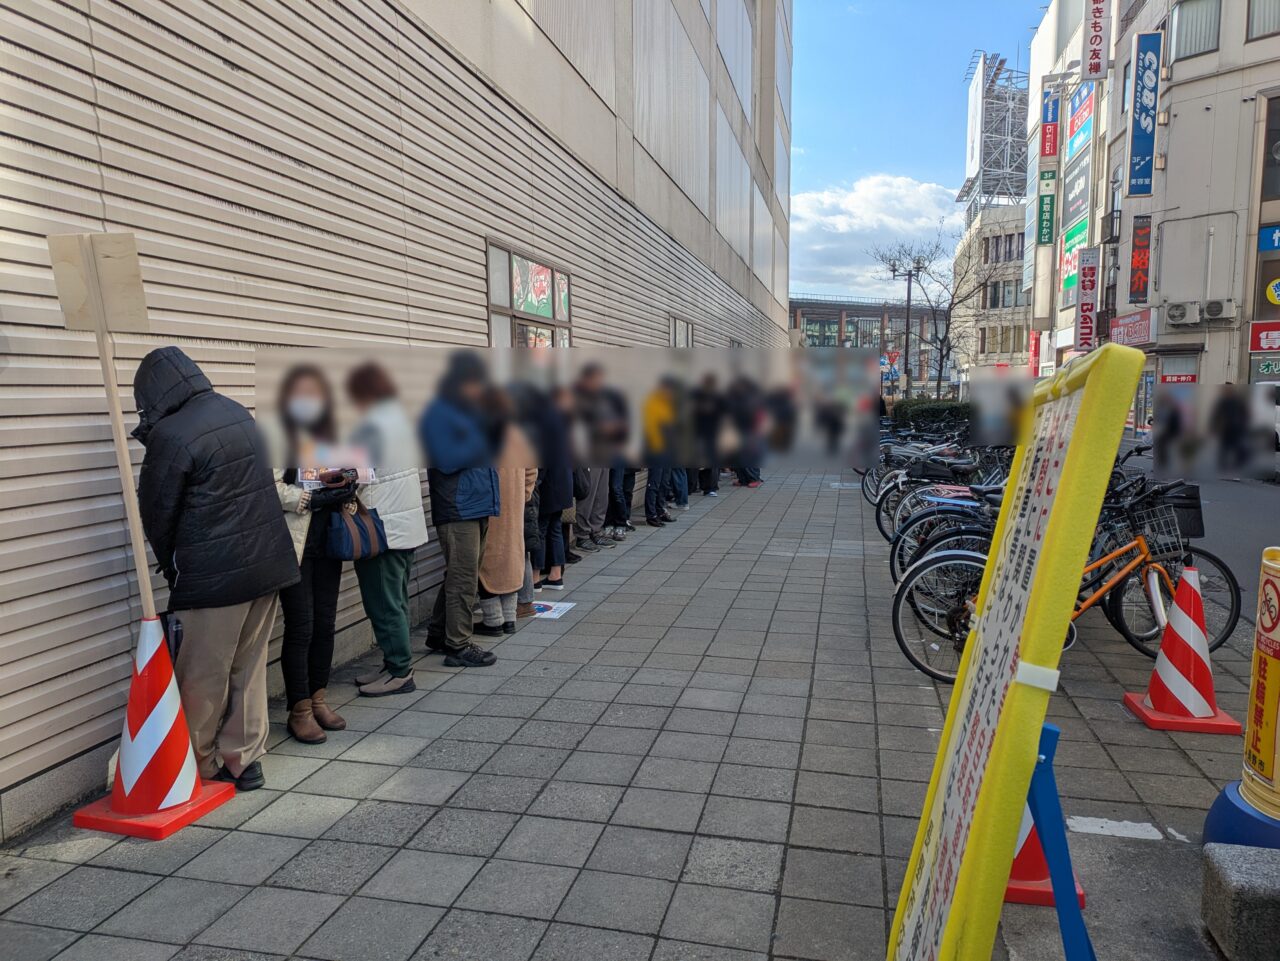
875, 478, 918, 541
1105, 546, 1242, 657
906, 526, 994, 572
862, 464, 887, 505
893, 550, 988, 683
892, 484, 962, 533
889, 508, 985, 584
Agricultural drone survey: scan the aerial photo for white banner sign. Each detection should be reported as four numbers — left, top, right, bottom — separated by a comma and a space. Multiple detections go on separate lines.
1076, 246, 1100, 351
1081, 1, 1112, 82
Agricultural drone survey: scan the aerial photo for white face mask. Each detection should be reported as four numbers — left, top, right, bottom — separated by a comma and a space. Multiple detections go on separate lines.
286, 395, 325, 428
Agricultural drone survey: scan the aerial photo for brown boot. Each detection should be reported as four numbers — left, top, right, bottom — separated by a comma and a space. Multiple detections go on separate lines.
310, 688, 347, 731
516, 601, 536, 618
288, 699, 327, 744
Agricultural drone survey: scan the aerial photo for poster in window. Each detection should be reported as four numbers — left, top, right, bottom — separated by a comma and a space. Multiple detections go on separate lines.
1129, 214, 1152, 304
512, 255, 554, 319
555, 272, 570, 321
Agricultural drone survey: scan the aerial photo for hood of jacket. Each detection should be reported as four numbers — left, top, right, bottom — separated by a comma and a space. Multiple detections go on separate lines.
132, 347, 212, 444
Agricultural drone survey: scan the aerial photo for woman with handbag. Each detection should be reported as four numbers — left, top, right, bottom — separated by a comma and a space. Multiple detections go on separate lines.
270, 366, 357, 743
346, 363, 430, 696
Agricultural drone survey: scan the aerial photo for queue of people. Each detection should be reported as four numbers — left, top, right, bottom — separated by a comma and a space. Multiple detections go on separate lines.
130, 347, 772, 792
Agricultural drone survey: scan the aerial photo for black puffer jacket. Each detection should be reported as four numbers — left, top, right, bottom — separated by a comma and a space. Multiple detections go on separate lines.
133, 347, 298, 611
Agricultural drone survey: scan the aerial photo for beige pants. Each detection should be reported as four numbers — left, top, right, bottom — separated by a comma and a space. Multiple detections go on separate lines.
174, 593, 278, 779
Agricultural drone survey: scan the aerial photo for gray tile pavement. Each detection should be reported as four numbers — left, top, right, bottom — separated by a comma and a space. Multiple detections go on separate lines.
1, 470, 1252, 959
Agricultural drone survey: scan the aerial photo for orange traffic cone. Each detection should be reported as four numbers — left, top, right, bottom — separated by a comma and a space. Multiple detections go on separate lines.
74, 617, 234, 839
1123, 568, 1242, 735
1005, 803, 1085, 907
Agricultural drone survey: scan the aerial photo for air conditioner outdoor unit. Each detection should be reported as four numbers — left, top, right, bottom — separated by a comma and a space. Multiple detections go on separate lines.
1165, 302, 1202, 326
1202, 299, 1236, 320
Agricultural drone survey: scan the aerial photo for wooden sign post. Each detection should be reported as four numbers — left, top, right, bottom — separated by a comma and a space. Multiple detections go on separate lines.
47, 232, 155, 618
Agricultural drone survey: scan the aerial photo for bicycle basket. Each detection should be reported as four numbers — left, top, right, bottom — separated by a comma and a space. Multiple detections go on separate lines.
1164, 484, 1205, 539
1132, 504, 1184, 559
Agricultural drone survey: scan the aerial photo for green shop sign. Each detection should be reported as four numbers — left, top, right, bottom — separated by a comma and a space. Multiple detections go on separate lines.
1060, 216, 1089, 308
1037, 170, 1057, 246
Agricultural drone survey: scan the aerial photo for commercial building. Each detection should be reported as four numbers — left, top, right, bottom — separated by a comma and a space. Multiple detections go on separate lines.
1024, 0, 1280, 399
0, 0, 793, 838
789, 294, 946, 396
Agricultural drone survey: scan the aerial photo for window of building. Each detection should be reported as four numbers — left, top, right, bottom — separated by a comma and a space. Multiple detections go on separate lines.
671, 317, 693, 348
1264, 98, 1280, 201
1121, 60, 1132, 113
1002, 280, 1016, 308
1250, 0, 1280, 40
1000, 326, 1013, 353
488, 243, 571, 347
1172, 0, 1220, 60
1003, 234, 1015, 261
982, 236, 990, 264
978, 327, 987, 354
988, 283, 1001, 309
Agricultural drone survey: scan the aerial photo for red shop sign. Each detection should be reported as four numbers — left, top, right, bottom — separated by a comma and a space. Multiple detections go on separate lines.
1250, 320, 1280, 353
1109, 309, 1156, 348
1161, 373, 1197, 384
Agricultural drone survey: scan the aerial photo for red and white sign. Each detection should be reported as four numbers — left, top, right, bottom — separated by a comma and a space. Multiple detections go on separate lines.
1075, 247, 1100, 351
886, 350, 900, 365
1250, 321, 1280, 353
1041, 123, 1059, 159
1081, 1, 1112, 82
1161, 373, 1197, 384
1029, 331, 1041, 375
1109, 308, 1156, 348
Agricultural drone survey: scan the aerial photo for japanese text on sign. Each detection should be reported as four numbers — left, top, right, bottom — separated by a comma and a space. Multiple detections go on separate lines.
1250, 321, 1280, 353
1037, 171, 1057, 246
1076, 247, 1100, 351
891, 389, 1084, 960
1130, 214, 1152, 303
1082, 1, 1112, 82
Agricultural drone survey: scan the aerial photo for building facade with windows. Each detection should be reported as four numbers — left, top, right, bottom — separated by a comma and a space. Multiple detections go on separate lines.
952, 203, 1033, 387
1024, 0, 1280, 393
0, 0, 793, 838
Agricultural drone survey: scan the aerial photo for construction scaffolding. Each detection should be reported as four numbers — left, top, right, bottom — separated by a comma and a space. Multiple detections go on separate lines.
957, 51, 1028, 226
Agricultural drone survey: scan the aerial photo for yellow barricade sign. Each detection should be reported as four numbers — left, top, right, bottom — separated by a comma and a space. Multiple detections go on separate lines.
888, 344, 1143, 961
1242, 547, 1280, 819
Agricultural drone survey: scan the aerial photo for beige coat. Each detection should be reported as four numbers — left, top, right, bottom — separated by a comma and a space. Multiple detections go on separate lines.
479, 426, 538, 594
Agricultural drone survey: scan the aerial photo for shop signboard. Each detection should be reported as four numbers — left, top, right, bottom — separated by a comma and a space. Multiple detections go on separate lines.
1126, 32, 1163, 197
1076, 246, 1100, 351
1109, 308, 1156, 348
1250, 320, 1280, 353
1066, 83, 1094, 164
1081, 0, 1112, 82
1253, 355, 1280, 382
1041, 90, 1060, 158
1129, 215, 1152, 303
1037, 170, 1058, 246
1060, 217, 1089, 309
1063, 153, 1091, 228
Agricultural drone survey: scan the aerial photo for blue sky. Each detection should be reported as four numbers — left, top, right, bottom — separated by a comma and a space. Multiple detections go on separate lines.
789, 0, 1041, 295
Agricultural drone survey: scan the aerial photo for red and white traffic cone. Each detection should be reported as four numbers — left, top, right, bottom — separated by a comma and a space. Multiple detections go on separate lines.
1005, 803, 1085, 907
1124, 568, 1241, 734
74, 617, 234, 839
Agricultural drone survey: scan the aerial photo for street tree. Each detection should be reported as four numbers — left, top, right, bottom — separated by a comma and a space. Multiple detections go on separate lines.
870, 226, 1000, 398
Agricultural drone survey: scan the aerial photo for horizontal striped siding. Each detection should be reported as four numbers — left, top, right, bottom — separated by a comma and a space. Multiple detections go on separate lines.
0, 0, 785, 794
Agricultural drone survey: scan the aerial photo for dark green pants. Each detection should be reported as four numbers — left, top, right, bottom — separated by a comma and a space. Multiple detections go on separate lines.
354, 548, 415, 677
427, 518, 488, 651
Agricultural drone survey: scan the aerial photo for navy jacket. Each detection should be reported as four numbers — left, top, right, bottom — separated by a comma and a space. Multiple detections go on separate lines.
420, 397, 500, 526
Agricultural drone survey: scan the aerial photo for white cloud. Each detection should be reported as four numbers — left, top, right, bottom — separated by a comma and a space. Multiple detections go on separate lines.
789, 174, 964, 298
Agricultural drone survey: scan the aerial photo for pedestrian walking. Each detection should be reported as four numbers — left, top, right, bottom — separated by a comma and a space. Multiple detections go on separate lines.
476, 403, 538, 636
133, 347, 298, 792
347, 363, 431, 695
269, 365, 356, 744
421, 352, 501, 667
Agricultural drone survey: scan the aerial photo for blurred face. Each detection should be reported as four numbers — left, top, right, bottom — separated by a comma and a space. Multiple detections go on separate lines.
582, 369, 604, 392
285, 374, 328, 427
459, 378, 485, 404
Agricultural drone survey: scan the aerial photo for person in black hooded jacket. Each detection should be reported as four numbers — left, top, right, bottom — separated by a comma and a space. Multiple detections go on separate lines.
133, 347, 298, 791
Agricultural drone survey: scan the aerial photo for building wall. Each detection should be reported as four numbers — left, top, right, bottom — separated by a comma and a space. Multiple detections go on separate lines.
0, 0, 790, 839
953, 204, 1033, 380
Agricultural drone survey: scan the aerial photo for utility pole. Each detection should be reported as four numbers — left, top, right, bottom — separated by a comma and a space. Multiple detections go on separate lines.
891, 257, 927, 398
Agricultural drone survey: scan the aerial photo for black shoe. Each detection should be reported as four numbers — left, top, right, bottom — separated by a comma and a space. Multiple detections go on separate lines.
646, 517, 665, 527
473, 623, 505, 637
503, 621, 516, 634
444, 643, 498, 667
577, 539, 600, 553
542, 577, 565, 590
565, 551, 583, 564
215, 761, 265, 792
590, 534, 616, 549
622, 520, 637, 532
659, 513, 677, 523
425, 635, 447, 653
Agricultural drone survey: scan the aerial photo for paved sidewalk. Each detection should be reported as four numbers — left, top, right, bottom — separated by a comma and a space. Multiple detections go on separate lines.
0, 470, 1246, 960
